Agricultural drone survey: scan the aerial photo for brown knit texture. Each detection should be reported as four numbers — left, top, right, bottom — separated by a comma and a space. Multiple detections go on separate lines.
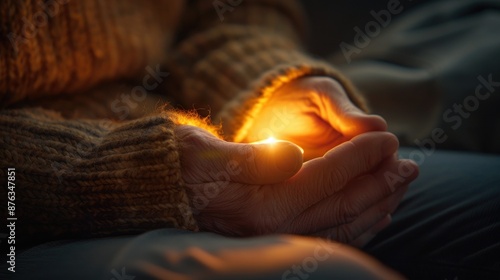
0, 108, 197, 243
166, 0, 368, 141
14, 82, 172, 121
0, 0, 181, 106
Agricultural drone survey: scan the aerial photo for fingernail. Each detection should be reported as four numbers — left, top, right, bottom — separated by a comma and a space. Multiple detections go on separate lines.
273, 142, 303, 173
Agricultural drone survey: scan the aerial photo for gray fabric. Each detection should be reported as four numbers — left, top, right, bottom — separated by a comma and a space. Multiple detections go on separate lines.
365, 147, 500, 279
2, 230, 392, 280
329, 0, 500, 153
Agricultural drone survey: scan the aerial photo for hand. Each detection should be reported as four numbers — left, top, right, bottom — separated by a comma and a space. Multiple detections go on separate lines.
176, 125, 418, 244
244, 77, 388, 160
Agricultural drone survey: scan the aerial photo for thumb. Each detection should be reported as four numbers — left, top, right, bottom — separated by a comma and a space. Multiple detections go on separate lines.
212, 139, 303, 185
319, 79, 387, 136
325, 92, 387, 136
338, 111, 388, 137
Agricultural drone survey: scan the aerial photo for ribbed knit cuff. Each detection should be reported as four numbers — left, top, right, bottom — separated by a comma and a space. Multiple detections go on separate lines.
0, 108, 198, 242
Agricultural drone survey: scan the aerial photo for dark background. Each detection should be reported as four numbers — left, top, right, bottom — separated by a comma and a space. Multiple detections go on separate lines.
301, 0, 435, 56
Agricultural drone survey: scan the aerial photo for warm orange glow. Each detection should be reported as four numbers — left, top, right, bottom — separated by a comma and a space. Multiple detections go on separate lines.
167, 110, 222, 138
252, 136, 304, 154
252, 136, 278, 144
232, 67, 315, 143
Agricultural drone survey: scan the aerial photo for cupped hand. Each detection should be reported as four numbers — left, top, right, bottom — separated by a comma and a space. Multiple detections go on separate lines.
244, 77, 388, 160
176, 125, 418, 244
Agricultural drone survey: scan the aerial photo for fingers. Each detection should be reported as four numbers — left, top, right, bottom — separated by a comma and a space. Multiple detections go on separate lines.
287, 132, 400, 211
313, 184, 408, 244
330, 159, 416, 225
316, 78, 388, 136
337, 112, 388, 137
211, 140, 304, 185
281, 156, 416, 234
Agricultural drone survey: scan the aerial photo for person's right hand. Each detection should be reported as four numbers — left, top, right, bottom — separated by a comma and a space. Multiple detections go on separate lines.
176, 125, 418, 244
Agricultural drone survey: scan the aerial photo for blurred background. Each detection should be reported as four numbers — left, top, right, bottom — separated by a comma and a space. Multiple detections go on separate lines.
301, 0, 431, 56
300, 0, 500, 155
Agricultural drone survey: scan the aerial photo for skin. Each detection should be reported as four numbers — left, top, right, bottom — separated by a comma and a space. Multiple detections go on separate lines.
175, 77, 419, 247
245, 77, 389, 161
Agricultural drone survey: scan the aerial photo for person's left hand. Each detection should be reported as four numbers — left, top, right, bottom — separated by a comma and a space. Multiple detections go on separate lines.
176, 125, 417, 245
245, 77, 388, 160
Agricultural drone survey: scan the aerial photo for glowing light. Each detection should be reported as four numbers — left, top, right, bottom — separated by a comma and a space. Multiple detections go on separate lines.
251, 136, 279, 145
167, 111, 222, 138
251, 136, 304, 154
262, 136, 278, 144
232, 67, 314, 143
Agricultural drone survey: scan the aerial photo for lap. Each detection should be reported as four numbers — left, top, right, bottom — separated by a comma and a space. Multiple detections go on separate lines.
3, 229, 398, 280
3, 149, 499, 280
364, 148, 500, 279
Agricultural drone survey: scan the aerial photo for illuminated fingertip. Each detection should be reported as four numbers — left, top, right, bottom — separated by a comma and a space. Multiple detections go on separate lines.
254, 136, 277, 144
251, 137, 304, 154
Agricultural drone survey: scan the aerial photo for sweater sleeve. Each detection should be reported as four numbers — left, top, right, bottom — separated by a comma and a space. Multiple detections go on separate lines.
166, 0, 369, 142
0, 107, 198, 244
0, 0, 180, 106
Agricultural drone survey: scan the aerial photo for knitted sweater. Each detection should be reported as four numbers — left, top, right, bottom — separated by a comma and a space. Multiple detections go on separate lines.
0, 0, 367, 244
